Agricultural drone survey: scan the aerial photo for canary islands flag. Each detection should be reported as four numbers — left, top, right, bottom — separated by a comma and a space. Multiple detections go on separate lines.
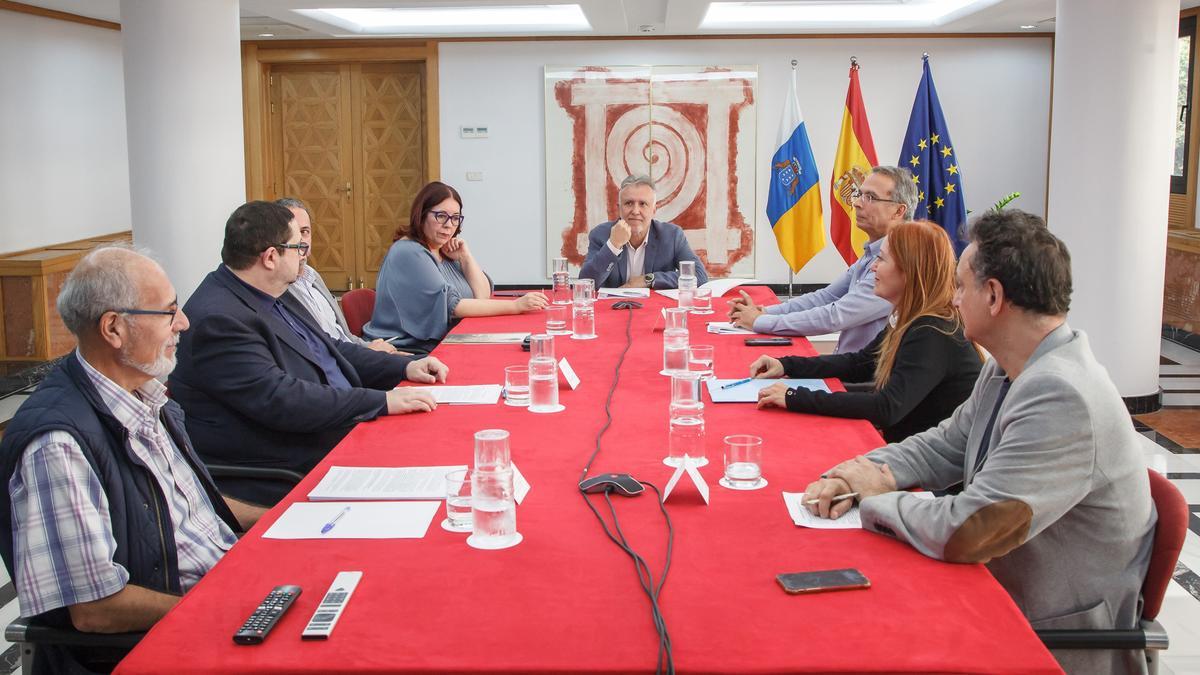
829, 62, 879, 265
899, 55, 967, 253
767, 68, 824, 273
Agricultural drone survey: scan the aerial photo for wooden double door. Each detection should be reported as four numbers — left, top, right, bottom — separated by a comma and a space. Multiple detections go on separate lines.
269, 62, 427, 291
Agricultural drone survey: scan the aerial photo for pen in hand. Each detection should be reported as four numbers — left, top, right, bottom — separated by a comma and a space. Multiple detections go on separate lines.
320, 506, 351, 534
804, 492, 859, 506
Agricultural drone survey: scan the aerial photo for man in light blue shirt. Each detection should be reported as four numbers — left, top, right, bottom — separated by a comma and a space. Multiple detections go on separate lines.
729, 165, 916, 354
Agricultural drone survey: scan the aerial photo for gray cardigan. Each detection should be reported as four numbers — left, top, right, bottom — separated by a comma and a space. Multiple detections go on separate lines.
858, 324, 1156, 675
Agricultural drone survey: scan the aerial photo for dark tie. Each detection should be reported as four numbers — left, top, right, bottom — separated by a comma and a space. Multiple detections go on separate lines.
969, 378, 1012, 483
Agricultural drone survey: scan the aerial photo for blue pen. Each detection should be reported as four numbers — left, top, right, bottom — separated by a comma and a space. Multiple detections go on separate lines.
720, 377, 754, 390
320, 506, 350, 535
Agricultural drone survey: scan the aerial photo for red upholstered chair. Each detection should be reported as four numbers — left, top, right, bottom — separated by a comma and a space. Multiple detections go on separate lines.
339, 288, 377, 338
1036, 468, 1187, 673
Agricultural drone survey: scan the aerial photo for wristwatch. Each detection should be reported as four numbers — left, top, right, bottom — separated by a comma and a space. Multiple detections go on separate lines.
643, 272, 655, 288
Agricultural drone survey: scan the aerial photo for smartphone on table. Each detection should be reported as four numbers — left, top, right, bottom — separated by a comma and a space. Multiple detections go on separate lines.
776, 568, 870, 594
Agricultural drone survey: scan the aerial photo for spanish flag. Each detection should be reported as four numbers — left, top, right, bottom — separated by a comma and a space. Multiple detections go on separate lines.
767, 68, 824, 273
829, 62, 879, 265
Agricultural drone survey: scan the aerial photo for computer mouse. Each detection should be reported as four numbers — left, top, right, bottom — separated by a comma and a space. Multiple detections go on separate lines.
612, 300, 643, 310
578, 473, 645, 496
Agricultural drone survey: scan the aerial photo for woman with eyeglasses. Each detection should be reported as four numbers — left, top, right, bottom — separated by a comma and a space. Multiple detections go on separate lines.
749, 220, 982, 443
364, 181, 549, 354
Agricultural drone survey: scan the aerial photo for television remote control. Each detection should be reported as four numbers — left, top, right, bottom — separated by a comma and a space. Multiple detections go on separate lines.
233, 585, 302, 645
301, 571, 363, 640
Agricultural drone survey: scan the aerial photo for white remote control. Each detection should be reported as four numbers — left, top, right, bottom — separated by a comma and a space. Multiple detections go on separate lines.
301, 571, 362, 640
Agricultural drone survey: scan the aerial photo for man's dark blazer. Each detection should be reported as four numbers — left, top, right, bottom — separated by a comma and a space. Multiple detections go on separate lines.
579, 219, 709, 289
169, 265, 414, 505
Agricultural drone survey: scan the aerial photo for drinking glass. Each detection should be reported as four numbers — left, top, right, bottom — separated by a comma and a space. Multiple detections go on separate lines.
442, 469, 472, 533
467, 468, 521, 550
666, 371, 706, 468
528, 334, 562, 413
571, 302, 597, 340
573, 278, 596, 306
691, 287, 714, 315
551, 258, 571, 305
720, 434, 765, 490
662, 307, 690, 375
687, 345, 715, 380
545, 304, 570, 335
473, 429, 511, 473
504, 365, 530, 407
529, 333, 555, 360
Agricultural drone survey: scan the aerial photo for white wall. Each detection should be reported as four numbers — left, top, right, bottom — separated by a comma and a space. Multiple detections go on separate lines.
439, 37, 1052, 284
0, 11, 130, 254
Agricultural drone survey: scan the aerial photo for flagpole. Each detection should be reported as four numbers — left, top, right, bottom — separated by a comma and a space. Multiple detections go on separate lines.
787, 58, 798, 301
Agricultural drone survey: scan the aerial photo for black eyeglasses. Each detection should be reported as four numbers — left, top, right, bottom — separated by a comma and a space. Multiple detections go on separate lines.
113, 308, 178, 321
429, 211, 465, 227
850, 188, 902, 206
275, 242, 310, 256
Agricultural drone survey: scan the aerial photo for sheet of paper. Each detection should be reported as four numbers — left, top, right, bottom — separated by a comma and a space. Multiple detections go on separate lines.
662, 457, 710, 504
781, 490, 936, 530
409, 384, 502, 404
263, 501, 440, 539
705, 378, 830, 403
658, 278, 761, 301
558, 357, 580, 390
442, 332, 529, 344
598, 287, 650, 299
706, 321, 756, 335
308, 465, 467, 501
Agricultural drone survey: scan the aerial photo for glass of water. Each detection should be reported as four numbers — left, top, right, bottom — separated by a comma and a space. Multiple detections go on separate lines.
691, 287, 714, 315
474, 429, 511, 473
666, 371, 706, 468
662, 307, 690, 375
572, 278, 595, 306
571, 301, 596, 340
467, 468, 521, 550
528, 334, 562, 413
551, 257, 571, 305
504, 365, 530, 407
720, 434, 765, 490
442, 468, 472, 533
545, 304, 571, 335
687, 344, 714, 380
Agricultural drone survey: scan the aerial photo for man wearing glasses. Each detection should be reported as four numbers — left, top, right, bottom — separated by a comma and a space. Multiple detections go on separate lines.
0, 246, 257, 672
169, 201, 448, 506
728, 165, 914, 354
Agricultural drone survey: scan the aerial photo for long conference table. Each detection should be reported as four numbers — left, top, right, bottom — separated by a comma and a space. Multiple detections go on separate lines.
116, 286, 1061, 674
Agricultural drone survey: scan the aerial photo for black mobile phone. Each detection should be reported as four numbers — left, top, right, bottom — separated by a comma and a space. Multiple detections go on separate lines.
776, 568, 871, 595
744, 337, 793, 346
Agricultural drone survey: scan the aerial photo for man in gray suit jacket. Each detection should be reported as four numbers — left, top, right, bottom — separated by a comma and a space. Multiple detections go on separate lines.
277, 198, 399, 354
804, 210, 1156, 675
579, 175, 707, 290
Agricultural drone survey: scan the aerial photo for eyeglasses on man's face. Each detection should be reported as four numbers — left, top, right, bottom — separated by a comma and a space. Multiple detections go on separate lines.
429, 210, 465, 228
275, 242, 310, 256
113, 308, 179, 322
850, 188, 902, 206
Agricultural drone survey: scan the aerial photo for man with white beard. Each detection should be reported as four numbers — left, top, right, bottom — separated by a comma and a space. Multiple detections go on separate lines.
0, 246, 261, 673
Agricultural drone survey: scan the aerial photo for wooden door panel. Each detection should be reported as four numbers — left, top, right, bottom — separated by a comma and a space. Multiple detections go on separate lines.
355, 63, 427, 288
273, 65, 356, 291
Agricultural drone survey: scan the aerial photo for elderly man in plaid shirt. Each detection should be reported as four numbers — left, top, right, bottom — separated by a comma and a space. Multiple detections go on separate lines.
0, 247, 262, 674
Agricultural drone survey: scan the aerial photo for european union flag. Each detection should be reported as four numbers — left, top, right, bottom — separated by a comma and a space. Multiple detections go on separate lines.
898, 55, 966, 254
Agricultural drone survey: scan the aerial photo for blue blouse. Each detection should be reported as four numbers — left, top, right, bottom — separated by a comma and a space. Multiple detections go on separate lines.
363, 239, 486, 354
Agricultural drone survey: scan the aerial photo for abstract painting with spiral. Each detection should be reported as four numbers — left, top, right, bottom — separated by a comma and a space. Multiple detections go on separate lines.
545, 66, 758, 277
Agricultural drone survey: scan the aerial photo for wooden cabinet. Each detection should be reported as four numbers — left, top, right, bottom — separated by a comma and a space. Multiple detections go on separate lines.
0, 233, 132, 361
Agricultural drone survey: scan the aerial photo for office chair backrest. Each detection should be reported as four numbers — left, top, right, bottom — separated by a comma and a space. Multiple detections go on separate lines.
340, 288, 377, 338
1142, 468, 1187, 620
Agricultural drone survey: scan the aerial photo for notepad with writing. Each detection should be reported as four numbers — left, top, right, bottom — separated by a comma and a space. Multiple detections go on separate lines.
308, 465, 467, 501
705, 378, 830, 403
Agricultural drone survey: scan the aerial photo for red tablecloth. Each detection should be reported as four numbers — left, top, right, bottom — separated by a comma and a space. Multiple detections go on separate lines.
117, 287, 1061, 674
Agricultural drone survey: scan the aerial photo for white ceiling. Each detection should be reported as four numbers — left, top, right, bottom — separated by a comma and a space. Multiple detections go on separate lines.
18, 0, 1200, 38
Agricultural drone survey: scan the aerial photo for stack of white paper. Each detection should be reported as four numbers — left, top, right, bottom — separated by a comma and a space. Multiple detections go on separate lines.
308, 465, 467, 501
706, 322, 755, 335
263, 501, 441, 539
408, 384, 503, 404
598, 287, 651, 299
657, 278, 760, 300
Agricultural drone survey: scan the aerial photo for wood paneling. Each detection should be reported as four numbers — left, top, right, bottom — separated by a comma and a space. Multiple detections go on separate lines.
0, 0, 119, 30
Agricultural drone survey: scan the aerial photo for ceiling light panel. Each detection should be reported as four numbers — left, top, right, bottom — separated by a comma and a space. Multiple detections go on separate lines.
700, 0, 992, 30
299, 5, 592, 34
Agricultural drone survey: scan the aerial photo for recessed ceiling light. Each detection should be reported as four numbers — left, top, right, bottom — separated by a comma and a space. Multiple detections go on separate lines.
700, 0, 991, 29
299, 5, 592, 34
257, 33, 275, 37
1019, 25, 1036, 29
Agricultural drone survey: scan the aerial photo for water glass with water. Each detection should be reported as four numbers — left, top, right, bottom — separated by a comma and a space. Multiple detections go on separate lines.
687, 344, 715, 380
691, 287, 713, 315
545, 304, 570, 335
722, 434, 764, 490
551, 257, 571, 305
667, 372, 705, 467
571, 302, 596, 340
504, 365, 530, 407
572, 278, 595, 306
443, 468, 473, 532
677, 261, 697, 311
527, 334, 560, 412
662, 307, 690, 375
468, 468, 520, 550
473, 429, 511, 473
